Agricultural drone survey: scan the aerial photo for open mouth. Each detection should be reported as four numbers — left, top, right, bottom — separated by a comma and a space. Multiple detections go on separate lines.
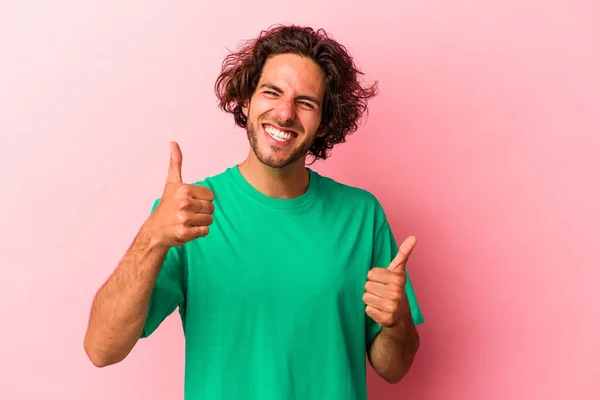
263, 123, 298, 144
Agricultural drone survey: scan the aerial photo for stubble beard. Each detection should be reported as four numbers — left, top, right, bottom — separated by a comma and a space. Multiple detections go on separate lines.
246, 119, 315, 169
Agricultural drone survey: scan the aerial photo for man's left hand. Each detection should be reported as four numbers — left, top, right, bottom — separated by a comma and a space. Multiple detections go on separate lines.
363, 236, 417, 329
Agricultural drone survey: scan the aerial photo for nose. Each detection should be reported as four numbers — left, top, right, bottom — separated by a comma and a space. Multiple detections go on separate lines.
275, 98, 296, 124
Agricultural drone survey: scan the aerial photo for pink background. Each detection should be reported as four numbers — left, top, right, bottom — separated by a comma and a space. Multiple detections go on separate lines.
1, 1, 598, 399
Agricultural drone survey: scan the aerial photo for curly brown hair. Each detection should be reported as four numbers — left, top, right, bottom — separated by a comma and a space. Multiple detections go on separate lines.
214, 25, 378, 161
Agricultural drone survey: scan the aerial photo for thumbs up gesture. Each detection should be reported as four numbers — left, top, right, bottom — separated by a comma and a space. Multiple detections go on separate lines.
363, 236, 417, 328
143, 142, 215, 248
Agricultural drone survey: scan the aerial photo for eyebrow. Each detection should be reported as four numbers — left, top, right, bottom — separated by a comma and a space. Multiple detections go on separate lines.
258, 83, 321, 107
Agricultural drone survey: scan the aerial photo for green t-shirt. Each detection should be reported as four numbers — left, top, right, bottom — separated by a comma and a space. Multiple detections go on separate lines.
141, 165, 424, 399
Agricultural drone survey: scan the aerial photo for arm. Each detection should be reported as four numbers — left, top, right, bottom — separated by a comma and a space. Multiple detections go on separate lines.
367, 301, 420, 383
83, 230, 168, 367
363, 235, 422, 383
83, 141, 214, 367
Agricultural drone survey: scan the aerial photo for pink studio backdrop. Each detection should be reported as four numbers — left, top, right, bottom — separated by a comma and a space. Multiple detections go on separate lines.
0, 1, 598, 399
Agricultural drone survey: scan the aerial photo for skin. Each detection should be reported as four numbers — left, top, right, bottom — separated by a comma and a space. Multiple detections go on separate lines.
237, 53, 326, 199
238, 54, 420, 382
83, 142, 215, 367
84, 52, 419, 383
364, 236, 421, 383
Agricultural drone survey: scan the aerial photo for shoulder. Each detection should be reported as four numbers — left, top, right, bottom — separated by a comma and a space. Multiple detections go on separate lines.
312, 169, 385, 213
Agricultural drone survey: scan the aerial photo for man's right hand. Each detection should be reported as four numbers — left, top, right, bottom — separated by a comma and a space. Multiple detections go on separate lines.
143, 141, 215, 248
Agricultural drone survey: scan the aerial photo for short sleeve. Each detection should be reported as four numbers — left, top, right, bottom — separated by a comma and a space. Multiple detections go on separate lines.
366, 213, 424, 347
140, 199, 186, 338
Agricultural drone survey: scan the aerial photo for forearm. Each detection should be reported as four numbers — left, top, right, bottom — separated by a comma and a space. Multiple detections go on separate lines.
368, 312, 420, 383
84, 228, 168, 367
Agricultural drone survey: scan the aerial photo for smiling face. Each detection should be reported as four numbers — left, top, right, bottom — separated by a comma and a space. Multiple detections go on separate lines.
242, 53, 326, 169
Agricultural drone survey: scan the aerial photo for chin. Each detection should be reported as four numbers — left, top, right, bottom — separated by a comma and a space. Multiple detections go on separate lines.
257, 153, 298, 169
247, 121, 309, 169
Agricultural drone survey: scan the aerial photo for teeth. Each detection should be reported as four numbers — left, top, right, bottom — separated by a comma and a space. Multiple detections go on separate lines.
265, 125, 293, 141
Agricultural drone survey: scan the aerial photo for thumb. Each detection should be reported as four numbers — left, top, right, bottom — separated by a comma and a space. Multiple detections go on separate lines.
388, 236, 417, 272
166, 141, 183, 183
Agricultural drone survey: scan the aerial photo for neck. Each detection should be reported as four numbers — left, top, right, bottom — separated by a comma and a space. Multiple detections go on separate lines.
238, 151, 309, 199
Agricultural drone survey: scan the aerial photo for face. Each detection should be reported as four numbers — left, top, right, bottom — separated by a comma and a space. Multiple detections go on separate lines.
242, 53, 326, 169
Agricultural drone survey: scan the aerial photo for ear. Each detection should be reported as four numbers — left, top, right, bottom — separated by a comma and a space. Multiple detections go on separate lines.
315, 121, 327, 138
242, 100, 249, 117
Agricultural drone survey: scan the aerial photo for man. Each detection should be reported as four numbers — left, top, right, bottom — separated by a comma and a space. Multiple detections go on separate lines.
84, 25, 424, 399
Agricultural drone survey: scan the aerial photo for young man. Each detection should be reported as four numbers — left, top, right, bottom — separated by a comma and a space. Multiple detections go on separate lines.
84, 25, 424, 399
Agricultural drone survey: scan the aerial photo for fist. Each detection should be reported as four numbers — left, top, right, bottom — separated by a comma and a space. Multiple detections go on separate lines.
144, 141, 215, 248
363, 236, 417, 328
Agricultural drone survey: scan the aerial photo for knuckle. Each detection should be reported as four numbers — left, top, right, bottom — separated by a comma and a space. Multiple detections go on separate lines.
177, 184, 190, 198
175, 225, 187, 239
178, 199, 189, 210
389, 290, 402, 302
389, 280, 404, 292
385, 302, 397, 314
176, 212, 187, 225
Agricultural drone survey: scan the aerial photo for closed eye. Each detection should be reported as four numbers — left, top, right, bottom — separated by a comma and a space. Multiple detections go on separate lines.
298, 101, 316, 110
262, 88, 317, 110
